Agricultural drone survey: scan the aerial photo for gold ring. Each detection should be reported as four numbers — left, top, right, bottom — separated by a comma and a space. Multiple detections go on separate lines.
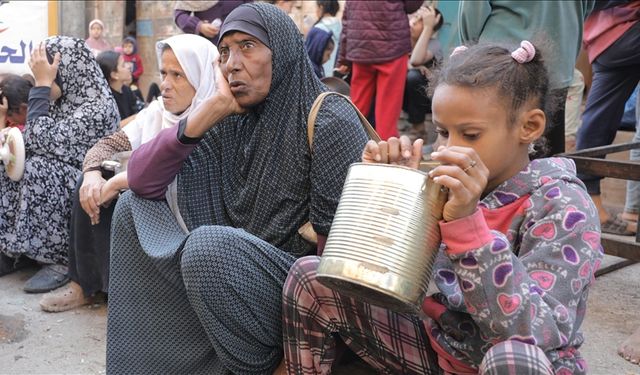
463, 159, 477, 173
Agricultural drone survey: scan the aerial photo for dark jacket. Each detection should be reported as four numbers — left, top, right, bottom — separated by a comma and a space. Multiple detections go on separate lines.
338, 0, 423, 65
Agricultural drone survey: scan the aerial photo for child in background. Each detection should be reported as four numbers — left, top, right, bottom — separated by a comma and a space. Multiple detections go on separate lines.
0, 74, 32, 132
121, 36, 145, 105
282, 41, 603, 375
304, 27, 334, 79
121, 37, 144, 86
85, 19, 112, 57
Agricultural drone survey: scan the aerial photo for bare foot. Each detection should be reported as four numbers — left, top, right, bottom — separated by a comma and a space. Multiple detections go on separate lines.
618, 326, 640, 365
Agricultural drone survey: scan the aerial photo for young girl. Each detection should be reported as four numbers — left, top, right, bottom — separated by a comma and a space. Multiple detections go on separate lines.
305, 27, 334, 79
282, 41, 603, 375
85, 19, 112, 57
313, 0, 341, 77
121, 37, 144, 86
0, 74, 32, 132
97, 50, 140, 126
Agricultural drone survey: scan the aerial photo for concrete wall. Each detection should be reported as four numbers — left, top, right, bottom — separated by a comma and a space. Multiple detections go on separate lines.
58, 1, 87, 39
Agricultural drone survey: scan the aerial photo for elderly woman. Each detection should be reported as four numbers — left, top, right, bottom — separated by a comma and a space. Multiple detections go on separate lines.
0, 37, 118, 290
106, 3, 368, 374
38, 34, 218, 312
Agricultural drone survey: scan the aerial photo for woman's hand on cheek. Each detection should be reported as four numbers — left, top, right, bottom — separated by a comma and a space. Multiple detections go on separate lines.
429, 146, 488, 222
214, 66, 244, 115
29, 42, 60, 87
362, 136, 423, 169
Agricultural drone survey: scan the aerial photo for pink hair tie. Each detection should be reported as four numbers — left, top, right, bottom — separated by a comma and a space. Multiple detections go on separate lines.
450, 45, 468, 58
511, 40, 535, 63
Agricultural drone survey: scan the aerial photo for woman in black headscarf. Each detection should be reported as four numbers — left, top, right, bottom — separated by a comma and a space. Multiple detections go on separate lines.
106, 3, 368, 374
0, 37, 118, 290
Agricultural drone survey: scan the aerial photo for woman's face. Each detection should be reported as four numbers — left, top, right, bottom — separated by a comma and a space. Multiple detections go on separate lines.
90, 24, 103, 39
112, 55, 132, 85
219, 31, 273, 108
159, 48, 196, 114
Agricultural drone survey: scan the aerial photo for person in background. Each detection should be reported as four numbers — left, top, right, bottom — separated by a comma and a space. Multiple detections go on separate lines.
121, 37, 144, 87
38, 34, 218, 313
305, 27, 334, 79
564, 68, 585, 152
314, 0, 341, 78
0, 37, 118, 290
85, 19, 112, 57
120, 36, 145, 107
174, 0, 249, 45
336, 0, 423, 141
96, 50, 140, 127
575, 1, 640, 236
617, 86, 640, 366
459, 0, 594, 157
0, 74, 32, 132
403, 5, 443, 143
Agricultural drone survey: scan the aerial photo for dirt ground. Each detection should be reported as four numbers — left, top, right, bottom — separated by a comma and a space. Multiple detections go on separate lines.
0, 255, 639, 375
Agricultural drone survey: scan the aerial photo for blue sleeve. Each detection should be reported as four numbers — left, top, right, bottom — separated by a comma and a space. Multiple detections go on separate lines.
27, 86, 51, 121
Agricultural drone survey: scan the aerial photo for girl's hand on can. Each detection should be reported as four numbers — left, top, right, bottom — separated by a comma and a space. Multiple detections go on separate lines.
362, 136, 423, 169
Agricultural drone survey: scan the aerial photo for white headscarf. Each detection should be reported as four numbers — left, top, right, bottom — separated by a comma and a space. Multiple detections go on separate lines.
123, 34, 219, 149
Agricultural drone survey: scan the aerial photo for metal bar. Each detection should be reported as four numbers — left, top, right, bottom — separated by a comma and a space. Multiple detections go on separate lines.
566, 157, 640, 180
595, 260, 638, 277
601, 233, 640, 261
560, 142, 640, 157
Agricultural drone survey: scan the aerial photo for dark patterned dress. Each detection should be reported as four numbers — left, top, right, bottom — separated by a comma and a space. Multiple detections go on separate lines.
0, 36, 118, 265
106, 3, 369, 374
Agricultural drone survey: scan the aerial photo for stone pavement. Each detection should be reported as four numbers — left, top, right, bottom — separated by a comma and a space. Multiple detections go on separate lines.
1, 255, 640, 374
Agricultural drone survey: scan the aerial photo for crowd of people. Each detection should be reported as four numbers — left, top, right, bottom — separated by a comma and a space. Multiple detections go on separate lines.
0, 0, 639, 373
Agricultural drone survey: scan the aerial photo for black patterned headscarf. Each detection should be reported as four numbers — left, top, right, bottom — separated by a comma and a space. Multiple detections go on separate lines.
24, 36, 119, 169
176, 3, 367, 256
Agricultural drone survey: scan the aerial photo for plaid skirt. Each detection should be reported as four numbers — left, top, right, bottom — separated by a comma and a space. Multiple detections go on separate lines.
282, 256, 556, 375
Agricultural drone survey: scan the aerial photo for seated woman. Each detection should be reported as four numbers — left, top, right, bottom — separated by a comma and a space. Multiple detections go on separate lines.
0, 37, 118, 290
37, 34, 219, 312
96, 50, 141, 127
305, 27, 334, 79
283, 41, 603, 375
0, 74, 32, 132
403, 6, 443, 143
106, 3, 368, 374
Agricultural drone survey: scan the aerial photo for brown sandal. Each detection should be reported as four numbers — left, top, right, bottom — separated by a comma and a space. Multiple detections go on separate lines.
601, 216, 636, 236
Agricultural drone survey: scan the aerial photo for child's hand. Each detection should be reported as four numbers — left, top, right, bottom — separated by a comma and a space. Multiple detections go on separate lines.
429, 145, 488, 222
362, 136, 423, 169
29, 42, 60, 87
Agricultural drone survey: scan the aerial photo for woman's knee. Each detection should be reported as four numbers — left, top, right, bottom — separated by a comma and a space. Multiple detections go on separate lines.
283, 256, 321, 299
479, 341, 553, 375
181, 225, 241, 264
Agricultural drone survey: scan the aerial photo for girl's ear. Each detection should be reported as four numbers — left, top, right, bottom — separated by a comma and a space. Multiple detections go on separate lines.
110, 70, 119, 82
519, 108, 545, 144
